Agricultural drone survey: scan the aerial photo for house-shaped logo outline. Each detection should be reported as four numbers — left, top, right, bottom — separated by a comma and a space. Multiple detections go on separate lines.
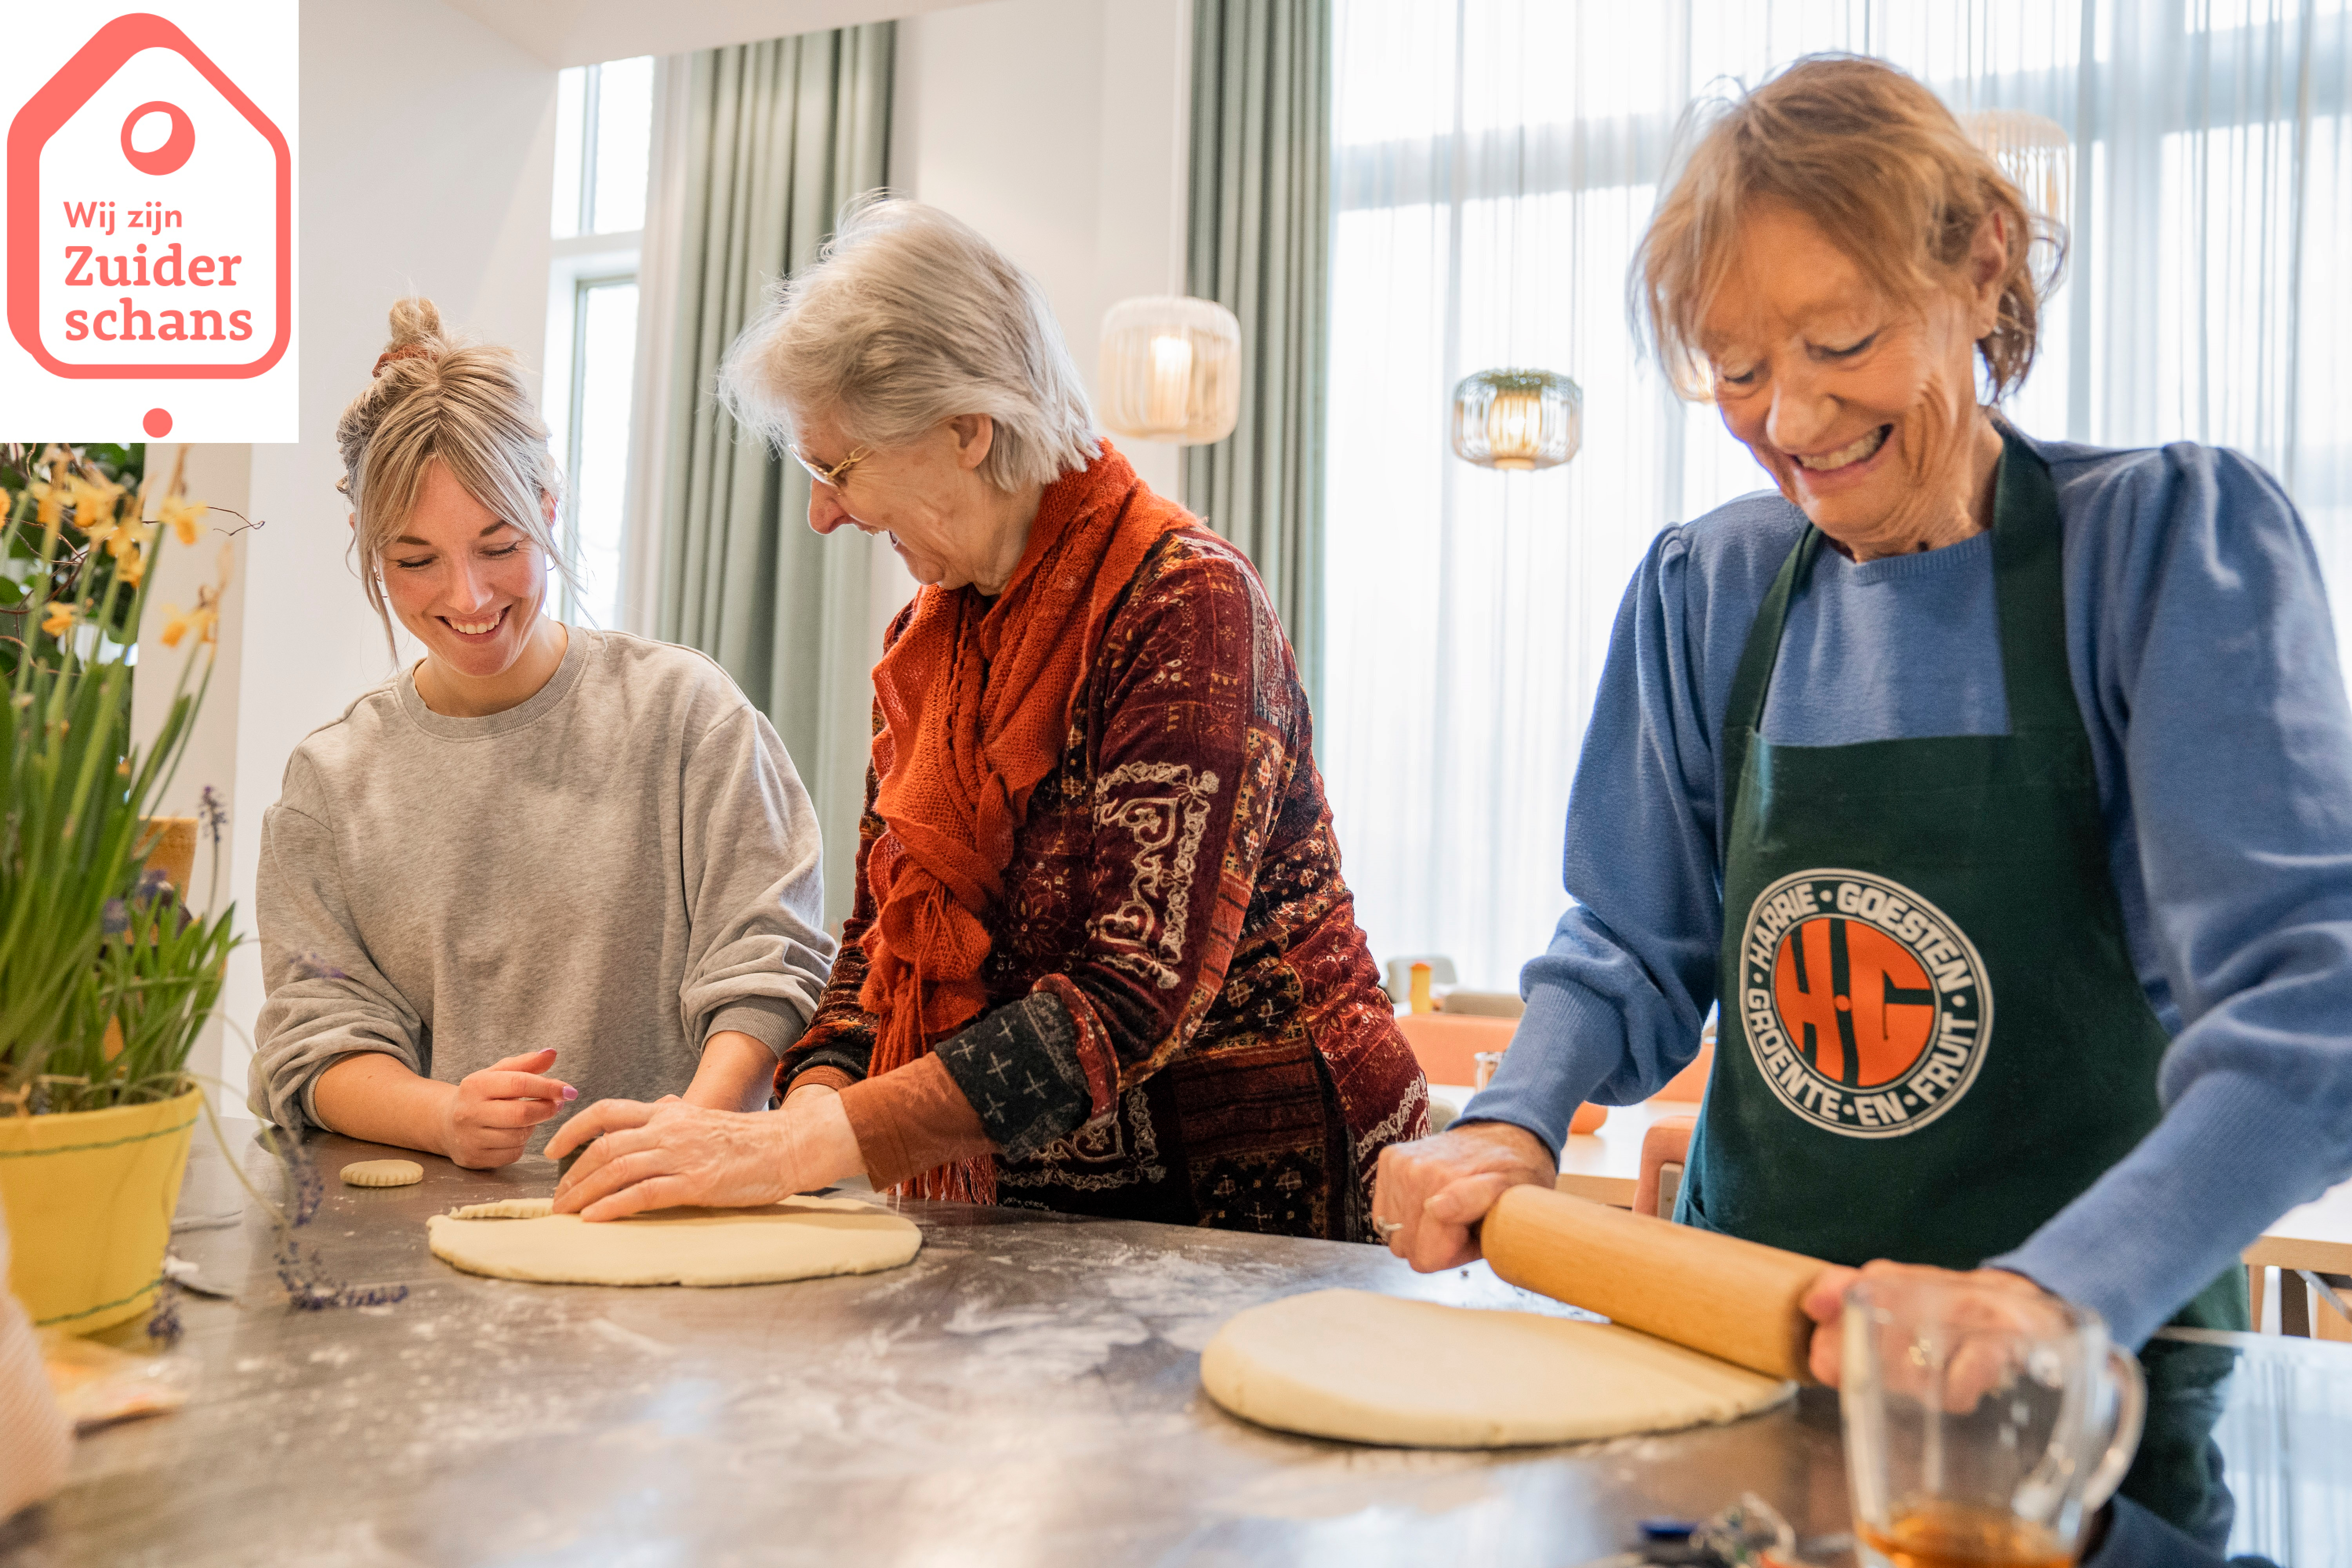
6, 12, 292, 379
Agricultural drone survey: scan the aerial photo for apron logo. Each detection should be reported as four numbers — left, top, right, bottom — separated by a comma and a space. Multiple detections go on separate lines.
1738, 869, 1992, 1140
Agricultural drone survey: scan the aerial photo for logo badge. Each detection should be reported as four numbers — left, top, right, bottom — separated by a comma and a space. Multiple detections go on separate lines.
1736, 869, 1992, 1139
2, 5, 296, 440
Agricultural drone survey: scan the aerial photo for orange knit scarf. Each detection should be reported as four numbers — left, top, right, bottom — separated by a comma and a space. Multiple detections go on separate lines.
858, 443, 1203, 1202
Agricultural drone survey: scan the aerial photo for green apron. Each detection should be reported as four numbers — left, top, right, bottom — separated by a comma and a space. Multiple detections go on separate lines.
1682, 426, 2246, 1543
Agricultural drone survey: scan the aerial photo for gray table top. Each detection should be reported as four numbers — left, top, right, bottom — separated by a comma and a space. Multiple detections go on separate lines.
5, 1129, 2345, 1566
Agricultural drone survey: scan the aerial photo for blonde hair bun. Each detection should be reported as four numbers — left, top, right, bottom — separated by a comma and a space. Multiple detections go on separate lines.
384, 296, 446, 353
335, 297, 571, 652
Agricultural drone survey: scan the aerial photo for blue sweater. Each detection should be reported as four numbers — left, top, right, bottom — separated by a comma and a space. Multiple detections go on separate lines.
1464, 432, 2352, 1349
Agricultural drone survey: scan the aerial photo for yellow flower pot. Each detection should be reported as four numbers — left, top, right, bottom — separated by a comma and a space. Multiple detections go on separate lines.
0, 1087, 202, 1335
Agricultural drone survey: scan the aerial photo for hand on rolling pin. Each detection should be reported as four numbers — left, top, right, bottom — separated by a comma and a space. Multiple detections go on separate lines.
1372, 1122, 1557, 1270
545, 1087, 864, 1221
1802, 1258, 2058, 1393
442, 1049, 577, 1169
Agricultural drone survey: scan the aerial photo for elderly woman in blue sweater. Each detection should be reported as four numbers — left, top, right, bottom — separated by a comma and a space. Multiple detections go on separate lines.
1374, 56, 2352, 1563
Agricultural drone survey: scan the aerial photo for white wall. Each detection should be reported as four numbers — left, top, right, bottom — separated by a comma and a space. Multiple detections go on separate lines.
445, 0, 976, 67
891, 0, 1192, 497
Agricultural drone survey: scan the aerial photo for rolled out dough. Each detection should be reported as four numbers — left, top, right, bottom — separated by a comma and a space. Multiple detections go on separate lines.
426, 1195, 922, 1287
1201, 1288, 1792, 1448
340, 1159, 423, 1187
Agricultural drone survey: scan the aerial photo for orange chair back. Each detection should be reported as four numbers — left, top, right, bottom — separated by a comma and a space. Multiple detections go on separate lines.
1394, 1012, 1515, 1087
1655, 1040, 1713, 1101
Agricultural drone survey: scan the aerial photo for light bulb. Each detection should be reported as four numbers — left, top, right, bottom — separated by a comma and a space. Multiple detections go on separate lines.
1486, 388, 1544, 469
1147, 334, 1194, 429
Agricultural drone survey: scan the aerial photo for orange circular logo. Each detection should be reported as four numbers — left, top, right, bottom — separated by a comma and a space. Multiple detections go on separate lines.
1737, 869, 1992, 1138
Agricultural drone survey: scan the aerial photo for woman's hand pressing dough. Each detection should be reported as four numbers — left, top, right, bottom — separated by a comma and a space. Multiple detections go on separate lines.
546, 1091, 865, 1221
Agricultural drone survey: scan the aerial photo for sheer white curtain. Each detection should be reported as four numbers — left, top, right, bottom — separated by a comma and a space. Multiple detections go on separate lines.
1323, 0, 2352, 991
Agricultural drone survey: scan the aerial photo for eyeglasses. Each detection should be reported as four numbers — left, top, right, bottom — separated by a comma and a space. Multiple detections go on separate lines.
788, 443, 871, 490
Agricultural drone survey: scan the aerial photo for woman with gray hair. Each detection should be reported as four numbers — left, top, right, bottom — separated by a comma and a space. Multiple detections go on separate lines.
247, 299, 835, 1167
550, 199, 1426, 1239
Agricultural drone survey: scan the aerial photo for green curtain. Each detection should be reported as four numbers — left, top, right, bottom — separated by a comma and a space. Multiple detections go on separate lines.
655, 25, 892, 934
1183, 0, 1333, 713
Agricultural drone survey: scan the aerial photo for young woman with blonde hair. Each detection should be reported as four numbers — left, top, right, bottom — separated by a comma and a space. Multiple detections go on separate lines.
247, 300, 833, 1167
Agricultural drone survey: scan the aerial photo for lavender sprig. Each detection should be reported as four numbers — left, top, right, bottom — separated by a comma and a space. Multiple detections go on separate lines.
256, 1124, 408, 1312
144, 1280, 184, 1345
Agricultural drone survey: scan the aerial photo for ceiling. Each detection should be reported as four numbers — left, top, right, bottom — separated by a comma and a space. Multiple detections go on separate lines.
440, 0, 982, 67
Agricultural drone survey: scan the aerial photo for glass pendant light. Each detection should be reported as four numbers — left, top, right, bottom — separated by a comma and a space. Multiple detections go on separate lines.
1450, 368, 1581, 472
1447, 118, 1579, 475
1098, 296, 1242, 445
1962, 109, 2072, 223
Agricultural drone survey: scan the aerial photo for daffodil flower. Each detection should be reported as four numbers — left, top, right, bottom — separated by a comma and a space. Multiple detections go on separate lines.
161, 593, 221, 650
70, 476, 125, 533
106, 521, 152, 561
162, 604, 212, 647
160, 495, 210, 546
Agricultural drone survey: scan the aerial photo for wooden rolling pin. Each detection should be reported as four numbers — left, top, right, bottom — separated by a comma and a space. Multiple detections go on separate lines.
1480, 1184, 1828, 1383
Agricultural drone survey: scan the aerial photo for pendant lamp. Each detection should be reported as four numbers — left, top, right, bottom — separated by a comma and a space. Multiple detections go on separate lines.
1962, 109, 2072, 223
1098, 296, 1242, 445
1450, 368, 1581, 472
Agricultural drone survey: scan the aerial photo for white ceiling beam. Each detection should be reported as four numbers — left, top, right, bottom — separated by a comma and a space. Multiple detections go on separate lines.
439, 0, 984, 67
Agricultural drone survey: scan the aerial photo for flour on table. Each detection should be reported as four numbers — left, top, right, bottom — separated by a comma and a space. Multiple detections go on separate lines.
426, 1194, 921, 1287
1201, 1288, 1791, 1448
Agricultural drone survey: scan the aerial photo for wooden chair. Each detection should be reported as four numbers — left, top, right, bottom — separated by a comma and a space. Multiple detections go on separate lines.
2248, 1265, 2352, 1341
1655, 1040, 1711, 1102
1436, 989, 1525, 1018
1394, 1011, 1514, 1087
1633, 1113, 1698, 1220
1394, 1012, 1606, 1132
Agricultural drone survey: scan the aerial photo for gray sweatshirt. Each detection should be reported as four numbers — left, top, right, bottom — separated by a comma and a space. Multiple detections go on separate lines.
246, 628, 833, 1151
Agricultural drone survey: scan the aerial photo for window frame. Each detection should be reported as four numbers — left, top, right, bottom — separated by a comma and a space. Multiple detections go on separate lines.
542, 56, 657, 629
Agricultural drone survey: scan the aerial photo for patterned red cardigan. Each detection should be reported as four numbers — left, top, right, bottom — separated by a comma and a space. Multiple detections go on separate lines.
780, 527, 1427, 1241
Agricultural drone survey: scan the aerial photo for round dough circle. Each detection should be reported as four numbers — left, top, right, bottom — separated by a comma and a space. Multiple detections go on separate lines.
339, 1159, 423, 1188
1201, 1288, 1792, 1447
426, 1195, 921, 1287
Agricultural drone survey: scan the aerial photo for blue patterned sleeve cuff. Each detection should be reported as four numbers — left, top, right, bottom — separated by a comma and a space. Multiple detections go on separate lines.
935, 991, 1090, 1159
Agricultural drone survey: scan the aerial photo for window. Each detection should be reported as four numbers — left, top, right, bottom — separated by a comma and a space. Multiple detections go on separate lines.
1324, 0, 2351, 991
544, 56, 655, 632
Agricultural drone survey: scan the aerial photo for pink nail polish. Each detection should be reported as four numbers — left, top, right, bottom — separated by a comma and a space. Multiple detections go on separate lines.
562, 1086, 578, 1101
